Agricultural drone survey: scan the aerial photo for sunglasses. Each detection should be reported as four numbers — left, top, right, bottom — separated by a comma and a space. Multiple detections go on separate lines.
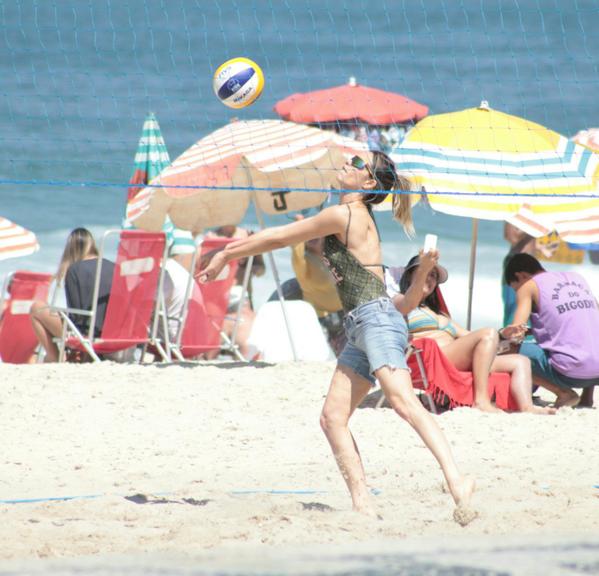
351, 155, 386, 190
350, 155, 372, 174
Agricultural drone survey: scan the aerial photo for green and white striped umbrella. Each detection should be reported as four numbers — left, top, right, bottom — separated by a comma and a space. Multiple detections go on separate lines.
126, 112, 171, 203
124, 114, 194, 251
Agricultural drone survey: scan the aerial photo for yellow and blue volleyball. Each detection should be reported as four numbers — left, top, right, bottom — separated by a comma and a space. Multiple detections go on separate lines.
213, 57, 264, 109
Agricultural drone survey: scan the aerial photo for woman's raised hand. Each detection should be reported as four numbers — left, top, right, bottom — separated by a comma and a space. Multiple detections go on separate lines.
418, 248, 440, 272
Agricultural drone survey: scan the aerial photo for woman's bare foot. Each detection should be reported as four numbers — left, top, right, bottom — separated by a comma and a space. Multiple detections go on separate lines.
473, 401, 503, 414
554, 390, 580, 409
524, 405, 557, 415
448, 475, 478, 526
352, 501, 377, 517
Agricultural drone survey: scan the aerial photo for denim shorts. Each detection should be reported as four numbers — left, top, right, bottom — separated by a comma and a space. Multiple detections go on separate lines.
519, 342, 599, 389
337, 297, 409, 386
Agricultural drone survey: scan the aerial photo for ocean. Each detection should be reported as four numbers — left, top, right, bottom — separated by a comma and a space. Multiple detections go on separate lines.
1, 0, 599, 328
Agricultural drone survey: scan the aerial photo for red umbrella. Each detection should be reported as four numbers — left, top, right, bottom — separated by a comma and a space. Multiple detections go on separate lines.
274, 77, 428, 125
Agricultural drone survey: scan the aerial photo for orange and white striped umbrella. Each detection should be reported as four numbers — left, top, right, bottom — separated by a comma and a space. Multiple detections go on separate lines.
127, 120, 368, 233
0, 217, 39, 261
572, 128, 599, 152
506, 203, 599, 244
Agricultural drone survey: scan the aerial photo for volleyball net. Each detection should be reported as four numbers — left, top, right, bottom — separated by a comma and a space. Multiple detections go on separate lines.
1, 0, 599, 241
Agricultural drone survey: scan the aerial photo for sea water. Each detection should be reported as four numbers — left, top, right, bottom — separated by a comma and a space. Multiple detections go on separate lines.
1, 0, 598, 329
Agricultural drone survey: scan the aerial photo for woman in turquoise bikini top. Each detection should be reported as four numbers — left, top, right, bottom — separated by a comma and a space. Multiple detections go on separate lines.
393, 253, 554, 416
199, 150, 476, 522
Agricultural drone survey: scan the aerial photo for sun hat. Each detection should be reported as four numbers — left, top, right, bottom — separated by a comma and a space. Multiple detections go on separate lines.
403, 254, 448, 284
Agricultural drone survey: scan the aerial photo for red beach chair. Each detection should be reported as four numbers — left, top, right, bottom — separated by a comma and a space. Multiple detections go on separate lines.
0, 271, 54, 363
170, 237, 242, 360
407, 338, 517, 413
58, 230, 168, 362
377, 286, 517, 412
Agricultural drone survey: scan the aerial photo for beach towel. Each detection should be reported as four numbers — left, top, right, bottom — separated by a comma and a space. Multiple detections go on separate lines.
410, 338, 518, 411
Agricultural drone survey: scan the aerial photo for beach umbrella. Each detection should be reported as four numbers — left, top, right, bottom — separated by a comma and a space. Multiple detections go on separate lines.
0, 217, 39, 261
572, 128, 599, 152
390, 102, 599, 326
126, 112, 171, 204
127, 119, 367, 362
274, 77, 428, 126
124, 112, 192, 249
127, 119, 368, 233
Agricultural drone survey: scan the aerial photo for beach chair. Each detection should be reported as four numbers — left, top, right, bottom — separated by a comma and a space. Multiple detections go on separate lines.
57, 229, 168, 362
405, 338, 517, 412
376, 286, 517, 412
0, 271, 54, 363
167, 237, 242, 361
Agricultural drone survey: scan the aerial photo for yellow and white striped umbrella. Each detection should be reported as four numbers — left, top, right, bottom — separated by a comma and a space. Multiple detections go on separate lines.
386, 103, 599, 227
128, 120, 367, 233
0, 217, 39, 261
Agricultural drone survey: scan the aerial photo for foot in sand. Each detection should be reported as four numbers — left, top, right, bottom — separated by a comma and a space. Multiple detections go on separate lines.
474, 402, 503, 414
449, 475, 478, 526
524, 405, 557, 415
554, 390, 580, 409
577, 387, 595, 409
352, 502, 377, 517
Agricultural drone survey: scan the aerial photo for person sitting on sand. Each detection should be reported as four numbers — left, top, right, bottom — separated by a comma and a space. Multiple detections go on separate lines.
199, 151, 476, 523
502, 253, 599, 409
391, 251, 554, 415
30, 228, 115, 362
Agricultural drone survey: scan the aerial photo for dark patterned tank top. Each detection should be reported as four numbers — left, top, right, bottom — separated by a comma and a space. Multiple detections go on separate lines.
322, 204, 387, 313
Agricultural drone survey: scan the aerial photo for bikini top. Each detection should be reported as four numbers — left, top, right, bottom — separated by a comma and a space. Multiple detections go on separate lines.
322, 204, 387, 313
407, 306, 458, 338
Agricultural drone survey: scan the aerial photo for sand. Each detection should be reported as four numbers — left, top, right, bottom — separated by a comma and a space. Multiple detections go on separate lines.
0, 361, 598, 561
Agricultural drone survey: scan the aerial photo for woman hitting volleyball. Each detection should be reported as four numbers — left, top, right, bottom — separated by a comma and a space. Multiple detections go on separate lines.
199, 151, 476, 523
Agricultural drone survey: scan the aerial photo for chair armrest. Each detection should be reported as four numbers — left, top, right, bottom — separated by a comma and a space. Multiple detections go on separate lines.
49, 306, 92, 318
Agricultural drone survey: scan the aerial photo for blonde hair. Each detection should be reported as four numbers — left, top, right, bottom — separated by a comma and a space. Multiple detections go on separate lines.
57, 228, 98, 282
362, 151, 414, 237
391, 174, 415, 237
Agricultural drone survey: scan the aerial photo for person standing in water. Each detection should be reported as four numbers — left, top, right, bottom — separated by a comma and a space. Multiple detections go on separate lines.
199, 151, 476, 523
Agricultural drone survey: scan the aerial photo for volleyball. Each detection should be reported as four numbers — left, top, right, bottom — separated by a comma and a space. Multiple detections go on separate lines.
213, 57, 264, 109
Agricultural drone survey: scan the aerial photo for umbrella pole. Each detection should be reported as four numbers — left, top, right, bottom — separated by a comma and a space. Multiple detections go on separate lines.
466, 218, 479, 330
253, 200, 299, 361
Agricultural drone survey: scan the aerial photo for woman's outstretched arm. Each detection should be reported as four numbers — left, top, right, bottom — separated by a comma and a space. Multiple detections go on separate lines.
199, 205, 345, 283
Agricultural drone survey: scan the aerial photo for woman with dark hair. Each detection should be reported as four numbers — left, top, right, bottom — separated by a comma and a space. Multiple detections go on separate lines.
30, 228, 115, 362
199, 151, 476, 522
393, 251, 554, 415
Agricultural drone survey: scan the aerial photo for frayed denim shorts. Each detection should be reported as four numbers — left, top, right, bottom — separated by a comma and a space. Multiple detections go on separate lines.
337, 297, 409, 386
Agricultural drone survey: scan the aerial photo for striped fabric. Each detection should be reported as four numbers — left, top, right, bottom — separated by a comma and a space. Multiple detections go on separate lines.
124, 112, 197, 248
0, 217, 39, 261
506, 204, 599, 244
127, 113, 171, 203
387, 106, 599, 229
127, 120, 368, 233
573, 128, 599, 153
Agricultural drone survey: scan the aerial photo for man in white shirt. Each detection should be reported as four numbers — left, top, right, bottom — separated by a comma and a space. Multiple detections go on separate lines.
162, 230, 198, 342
